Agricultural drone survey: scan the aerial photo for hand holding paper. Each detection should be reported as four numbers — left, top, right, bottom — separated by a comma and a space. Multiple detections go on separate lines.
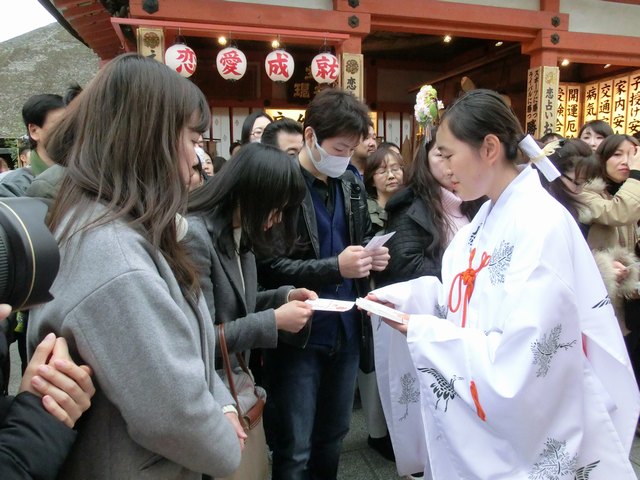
356, 297, 409, 325
364, 231, 395, 251
305, 298, 355, 312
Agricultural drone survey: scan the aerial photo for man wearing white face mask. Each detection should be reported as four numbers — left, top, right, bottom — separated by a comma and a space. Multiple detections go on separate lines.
256, 88, 390, 480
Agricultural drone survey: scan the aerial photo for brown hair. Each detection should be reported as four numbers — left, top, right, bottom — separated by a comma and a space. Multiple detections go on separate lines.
47, 53, 210, 296
363, 146, 403, 198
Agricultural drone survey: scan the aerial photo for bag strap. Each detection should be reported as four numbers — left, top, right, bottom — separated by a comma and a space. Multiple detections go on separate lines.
218, 323, 239, 404
218, 323, 254, 410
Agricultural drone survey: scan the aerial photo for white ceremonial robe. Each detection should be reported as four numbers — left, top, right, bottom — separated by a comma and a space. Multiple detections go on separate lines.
372, 166, 640, 480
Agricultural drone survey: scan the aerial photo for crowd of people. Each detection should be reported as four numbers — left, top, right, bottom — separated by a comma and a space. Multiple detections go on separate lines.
0, 52, 638, 480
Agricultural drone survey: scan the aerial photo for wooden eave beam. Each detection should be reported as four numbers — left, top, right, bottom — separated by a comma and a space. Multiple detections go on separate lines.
112, 17, 351, 45
57, 3, 105, 19
334, 0, 567, 39
129, 0, 370, 36
522, 29, 640, 67
370, 16, 535, 42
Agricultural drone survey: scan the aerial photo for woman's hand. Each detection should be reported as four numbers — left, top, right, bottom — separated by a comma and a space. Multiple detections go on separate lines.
20, 334, 95, 428
287, 288, 317, 303
362, 294, 409, 335
629, 144, 640, 171
224, 411, 248, 451
369, 247, 390, 272
613, 260, 630, 283
275, 301, 313, 333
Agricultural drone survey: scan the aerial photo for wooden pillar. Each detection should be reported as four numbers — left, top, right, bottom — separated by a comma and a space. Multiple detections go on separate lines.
525, 65, 560, 138
338, 36, 364, 101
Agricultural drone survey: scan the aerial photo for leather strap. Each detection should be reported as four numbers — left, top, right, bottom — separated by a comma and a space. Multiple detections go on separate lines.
218, 323, 264, 430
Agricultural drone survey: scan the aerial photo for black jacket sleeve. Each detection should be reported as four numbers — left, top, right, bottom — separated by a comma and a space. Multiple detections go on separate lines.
376, 193, 442, 287
0, 391, 76, 480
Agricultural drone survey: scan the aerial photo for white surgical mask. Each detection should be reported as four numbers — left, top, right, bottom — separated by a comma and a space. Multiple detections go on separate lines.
306, 131, 352, 178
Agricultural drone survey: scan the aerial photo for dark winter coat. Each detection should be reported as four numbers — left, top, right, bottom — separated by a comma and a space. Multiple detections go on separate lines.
375, 187, 443, 288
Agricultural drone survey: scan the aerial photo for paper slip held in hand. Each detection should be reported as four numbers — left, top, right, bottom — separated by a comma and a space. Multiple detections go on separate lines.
305, 299, 355, 312
356, 297, 409, 324
364, 231, 395, 251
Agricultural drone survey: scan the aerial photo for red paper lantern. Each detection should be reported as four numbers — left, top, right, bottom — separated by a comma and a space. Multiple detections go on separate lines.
216, 47, 247, 81
165, 44, 197, 78
311, 53, 340, 84
265, 49, 294, 82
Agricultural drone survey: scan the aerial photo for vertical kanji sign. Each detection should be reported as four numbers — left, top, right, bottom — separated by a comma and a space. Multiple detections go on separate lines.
341, 53, 363, 100
526, 66, 559, 138
137, 27, 164, 63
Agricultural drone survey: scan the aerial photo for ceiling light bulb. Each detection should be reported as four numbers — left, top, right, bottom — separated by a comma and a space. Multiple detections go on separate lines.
561, 58, 570, 67
217, 36, 227, 46
604, 64, 611, 69
495, 41, 504, 47
443, 35, 452, 43
271, 39, 280, 49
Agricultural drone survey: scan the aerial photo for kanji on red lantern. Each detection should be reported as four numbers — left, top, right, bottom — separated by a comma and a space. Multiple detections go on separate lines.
216, 47, 247, 80
268, 53, 290, 77
165, 44, 197, 78
311, 53, 339, 84
265, 50, 294, 82
220, 51, 243, 76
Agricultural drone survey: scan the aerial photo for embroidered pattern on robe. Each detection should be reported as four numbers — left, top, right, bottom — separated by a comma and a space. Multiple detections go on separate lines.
418, 367, 462, 412
575, 460, 600, 480
591, 296, 612, 309
398, 372, 420, 421
435, 303, 448, 319
528, 438, 577, 480
531, 324, 577, 377
488, 240, 514, 285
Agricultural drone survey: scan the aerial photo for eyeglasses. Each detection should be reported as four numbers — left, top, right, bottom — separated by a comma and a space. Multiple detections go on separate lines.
561, 173, 585, 188
374, 165, 403, 176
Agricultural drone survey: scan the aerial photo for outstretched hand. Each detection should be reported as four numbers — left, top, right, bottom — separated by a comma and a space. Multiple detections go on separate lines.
362, 294, 409, 335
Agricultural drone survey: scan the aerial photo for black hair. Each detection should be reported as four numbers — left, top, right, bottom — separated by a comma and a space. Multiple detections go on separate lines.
538, 139, 596, 220
211, 155, 226, 174
63, 83, 83, 106
405, 126, 485, 255
539, 132, 564, 145
21, 94, 65, 149
303, 88, 370, 145
261, 118, 303, 148
578, 119, 614, 139
441, 89, 524, 163
188, 142, 305, 257
229, 140, 242, 157
240, 111, 273, 144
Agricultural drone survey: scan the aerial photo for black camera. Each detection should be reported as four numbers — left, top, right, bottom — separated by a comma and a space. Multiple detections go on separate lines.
0, 198, 59, 310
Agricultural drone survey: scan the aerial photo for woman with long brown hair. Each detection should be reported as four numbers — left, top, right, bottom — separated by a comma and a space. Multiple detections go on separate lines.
27, 53, 243, 480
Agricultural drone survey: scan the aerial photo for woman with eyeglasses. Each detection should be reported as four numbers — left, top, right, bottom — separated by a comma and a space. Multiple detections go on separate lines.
535, 139, 597, 237
375, 127, 482, 288
577, 134, 640, 379
240, 111, 273, 145
363, 146, 404, 234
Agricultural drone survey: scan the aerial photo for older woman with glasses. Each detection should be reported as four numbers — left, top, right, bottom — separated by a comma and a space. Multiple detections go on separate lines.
363, 146, 404, 234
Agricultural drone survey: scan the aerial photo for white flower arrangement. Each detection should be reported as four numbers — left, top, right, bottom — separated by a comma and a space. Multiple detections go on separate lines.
414, 85, 439, 127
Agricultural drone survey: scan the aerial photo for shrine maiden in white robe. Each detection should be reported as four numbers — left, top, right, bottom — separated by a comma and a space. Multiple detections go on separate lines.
372, 166, 640, 479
